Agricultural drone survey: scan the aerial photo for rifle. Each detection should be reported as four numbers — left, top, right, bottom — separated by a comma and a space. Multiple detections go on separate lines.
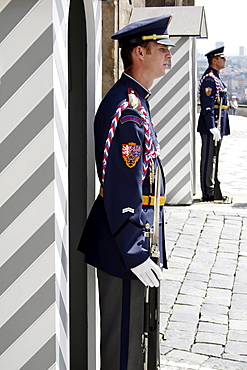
142, 165, 161, 370
213, 97, 223, 200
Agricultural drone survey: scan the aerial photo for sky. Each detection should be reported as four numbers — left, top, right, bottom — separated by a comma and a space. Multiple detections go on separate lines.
195, 0, 247, 56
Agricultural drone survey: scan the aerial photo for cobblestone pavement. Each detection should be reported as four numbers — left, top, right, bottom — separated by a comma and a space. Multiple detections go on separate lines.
160, 115, 247, 369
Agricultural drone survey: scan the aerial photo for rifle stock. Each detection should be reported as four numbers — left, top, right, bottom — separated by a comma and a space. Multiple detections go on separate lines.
142, 165, 161, 370
213, 142, 223, 200
213, 97, 223, 200
142, 287, 149, 370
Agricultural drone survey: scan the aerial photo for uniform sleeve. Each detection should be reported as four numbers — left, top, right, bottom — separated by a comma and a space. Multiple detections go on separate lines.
103, 108, 149, 269
200, 77, 217, 130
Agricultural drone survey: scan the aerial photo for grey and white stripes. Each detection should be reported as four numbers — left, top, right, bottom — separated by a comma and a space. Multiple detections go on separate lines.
0, 0, 70, 368
151, 37, 195, 205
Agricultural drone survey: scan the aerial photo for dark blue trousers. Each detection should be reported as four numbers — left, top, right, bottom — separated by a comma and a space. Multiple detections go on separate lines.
200, 134, 222, 199
97, 269, 145, 370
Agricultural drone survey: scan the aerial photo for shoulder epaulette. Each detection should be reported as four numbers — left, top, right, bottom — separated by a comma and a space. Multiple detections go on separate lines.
198, 71, 221, 101
127, 88, 142, 111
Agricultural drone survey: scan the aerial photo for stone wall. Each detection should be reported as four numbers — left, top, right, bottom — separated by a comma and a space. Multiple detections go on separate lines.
234, 106, 247, 117
146, 0, 194, 6
102, 0, 145, 96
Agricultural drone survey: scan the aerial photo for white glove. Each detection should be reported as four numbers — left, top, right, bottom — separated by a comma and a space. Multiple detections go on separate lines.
131, 258, 163, 288
210, 127, 221, 141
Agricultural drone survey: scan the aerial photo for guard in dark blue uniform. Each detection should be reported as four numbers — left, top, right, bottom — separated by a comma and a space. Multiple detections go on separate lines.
197, 46, 230, 201
78, 14, 175, 370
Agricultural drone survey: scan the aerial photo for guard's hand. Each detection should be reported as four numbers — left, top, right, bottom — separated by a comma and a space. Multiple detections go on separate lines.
130, 258, 162, 288
209, 127, 221, 141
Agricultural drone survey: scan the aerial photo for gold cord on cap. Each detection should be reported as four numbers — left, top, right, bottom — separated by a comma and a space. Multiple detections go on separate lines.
213, 52, 224, 56
142, 34, 169, 41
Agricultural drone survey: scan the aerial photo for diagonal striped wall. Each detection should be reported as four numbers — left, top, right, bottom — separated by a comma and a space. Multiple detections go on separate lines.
0, 0, 70, 368
151, 37, 195, 205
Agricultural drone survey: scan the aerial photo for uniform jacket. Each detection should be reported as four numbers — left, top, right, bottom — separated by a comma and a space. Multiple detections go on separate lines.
78, 73, 167, 279
197, 66, 230, 136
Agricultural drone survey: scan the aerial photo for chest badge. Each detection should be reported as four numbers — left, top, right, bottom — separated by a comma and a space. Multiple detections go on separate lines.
122, 142, 142, 168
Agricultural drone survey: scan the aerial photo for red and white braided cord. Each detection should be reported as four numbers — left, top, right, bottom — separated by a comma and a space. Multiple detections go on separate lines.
198, 72, 221, 101
139, 108, 160, 182
101, 101, 129, 184
101, 103, 159, 184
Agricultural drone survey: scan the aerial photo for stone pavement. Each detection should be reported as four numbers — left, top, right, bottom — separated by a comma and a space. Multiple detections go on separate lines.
160, 115, 247, 370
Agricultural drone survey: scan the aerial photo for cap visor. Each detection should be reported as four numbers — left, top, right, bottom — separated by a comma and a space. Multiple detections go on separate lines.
156, 39, 175, 47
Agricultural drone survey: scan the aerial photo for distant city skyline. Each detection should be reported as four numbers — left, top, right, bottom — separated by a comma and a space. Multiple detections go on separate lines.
239, 46, 246, 56
195, 0, 247, 56
197, 42, 246, 57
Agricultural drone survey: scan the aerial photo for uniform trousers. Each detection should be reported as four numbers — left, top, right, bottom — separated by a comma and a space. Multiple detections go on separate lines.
200, 134, 222, 199
97, 269, 146, 370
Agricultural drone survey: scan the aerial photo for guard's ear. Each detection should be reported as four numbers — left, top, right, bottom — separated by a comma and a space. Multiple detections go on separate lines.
135, 46, 144, 59
132, 45, 144, 62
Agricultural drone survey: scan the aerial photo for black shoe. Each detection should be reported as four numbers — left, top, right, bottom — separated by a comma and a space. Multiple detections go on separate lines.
201, 195, 214, 202
215, 195, 233, 204
214, 195, 227, 201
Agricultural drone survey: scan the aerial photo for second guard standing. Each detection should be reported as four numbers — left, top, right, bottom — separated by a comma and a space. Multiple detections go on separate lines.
197, 46, 230, 202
